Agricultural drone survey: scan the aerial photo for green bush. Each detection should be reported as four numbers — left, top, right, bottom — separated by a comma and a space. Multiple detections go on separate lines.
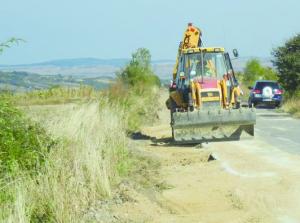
242, 59, 278, 86
108, 48, 160, 132
0, 99, 52, 175
118, 48, 160, 87
106, 81, 159, 132
272, 33, 300, 95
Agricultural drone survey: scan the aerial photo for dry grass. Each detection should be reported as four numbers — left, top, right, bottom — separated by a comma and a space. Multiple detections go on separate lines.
0, 81, 161, 222
283, 97, 300, 118
0, 100, 131, 222
11, 86, 100, 106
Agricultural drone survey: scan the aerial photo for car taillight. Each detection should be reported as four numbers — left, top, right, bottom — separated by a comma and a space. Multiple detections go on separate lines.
274, 89, 283, 94
169, 82, 176, 89
253, 89, 261, 94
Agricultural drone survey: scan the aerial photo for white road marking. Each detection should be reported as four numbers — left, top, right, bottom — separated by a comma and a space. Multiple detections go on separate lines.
277, 137, 300, 146
212, 153, 277, 178
257, 112, 290, 116
259, 118, 293, 121
271, 127, 286, 131
221, 162, 276, 178
278, 215, 299, 223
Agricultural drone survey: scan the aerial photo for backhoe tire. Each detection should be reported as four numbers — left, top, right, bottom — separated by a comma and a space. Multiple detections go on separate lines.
244, 125, 254, 136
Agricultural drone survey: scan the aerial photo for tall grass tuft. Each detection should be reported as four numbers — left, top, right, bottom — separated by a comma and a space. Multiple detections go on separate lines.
283, 97, 300, 118
105, 82, 159, 131
1, 100, 131, 222
1, 47, 161, 222
10, 85, 100, 106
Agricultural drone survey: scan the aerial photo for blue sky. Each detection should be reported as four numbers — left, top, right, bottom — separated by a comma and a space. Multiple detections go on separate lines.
0, 0, 299, 64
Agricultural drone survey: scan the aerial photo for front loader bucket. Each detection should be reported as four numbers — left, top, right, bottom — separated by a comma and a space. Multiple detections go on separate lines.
171, 108, 256, 143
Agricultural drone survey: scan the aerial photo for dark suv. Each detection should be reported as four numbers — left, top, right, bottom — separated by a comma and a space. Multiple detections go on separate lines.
248, 80, 283, 108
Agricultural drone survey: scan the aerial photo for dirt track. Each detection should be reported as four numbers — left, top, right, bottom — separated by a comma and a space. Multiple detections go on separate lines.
114, 92, 300, 223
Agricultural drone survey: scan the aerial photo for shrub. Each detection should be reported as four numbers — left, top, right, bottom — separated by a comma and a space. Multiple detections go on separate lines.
282, 97, 300, 118
0, 47, 161, 222
0, 99, 54, 220
106, 48, 161, 132
242, 59, 278, 86
1, 100, 133, 222
118, 48, 160, 87
0, 99, 52, 175
272, 33, 300, 95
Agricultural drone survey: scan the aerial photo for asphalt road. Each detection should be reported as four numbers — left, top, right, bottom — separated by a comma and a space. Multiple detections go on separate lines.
255, 108, 300, 154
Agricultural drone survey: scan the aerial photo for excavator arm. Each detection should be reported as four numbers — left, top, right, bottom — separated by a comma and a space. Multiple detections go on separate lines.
172, 23, 202, 80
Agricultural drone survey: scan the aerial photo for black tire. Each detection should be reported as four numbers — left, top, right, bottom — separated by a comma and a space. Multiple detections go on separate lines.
244, 125, 254, 136
275, 102, 282, 108
169, 98, 177, 112
169, 98, 176, 140
171, 127, 175, 140
248, 100, 254, 108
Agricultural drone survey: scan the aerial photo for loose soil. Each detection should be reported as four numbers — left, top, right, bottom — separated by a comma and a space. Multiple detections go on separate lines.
110, 91, 300, 223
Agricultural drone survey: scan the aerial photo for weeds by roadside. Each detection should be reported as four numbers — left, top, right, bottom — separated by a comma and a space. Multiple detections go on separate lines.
9, 85, 99, 106
282, 97, 300, 118
0, 100, 52, 176
0, 48, 162, 222
1, 100, 133, 222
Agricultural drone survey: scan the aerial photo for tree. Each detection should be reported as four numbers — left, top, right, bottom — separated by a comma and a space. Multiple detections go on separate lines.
130, 47, 151, 69
0, 38, 24, 54
243, 59, 264, 84
272, 34, 300, 95
243, 59, 278, 85
263, 67, 278, 81
118, 48, 160, 87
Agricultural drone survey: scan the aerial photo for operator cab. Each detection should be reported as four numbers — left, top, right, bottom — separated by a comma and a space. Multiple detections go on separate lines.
175, 48, 238, 88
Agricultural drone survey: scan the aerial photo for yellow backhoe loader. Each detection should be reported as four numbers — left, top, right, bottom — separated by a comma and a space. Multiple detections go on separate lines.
166, 23, 256, 143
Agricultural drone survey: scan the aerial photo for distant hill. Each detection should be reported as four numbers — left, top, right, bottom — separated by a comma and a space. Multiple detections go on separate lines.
0, 57, 273, 80
0, 58, 175, 78
0, 58, 130, 78
0, 71, 113, 92
0, 58, 130, 68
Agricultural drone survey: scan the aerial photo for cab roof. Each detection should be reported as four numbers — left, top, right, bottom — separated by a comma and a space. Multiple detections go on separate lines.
255, 80, 278, 83
182, 47, 225, 54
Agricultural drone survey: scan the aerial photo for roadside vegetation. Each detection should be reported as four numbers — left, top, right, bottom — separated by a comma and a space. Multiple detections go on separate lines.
9, 85, 100, 105
0, 38, 23, 54
0, 47, 161, 222
236, 33, 299, 115
106, 48, 160, 131
272, 34, 300, 115
235, 59, 279, 100
238, 59, 278, 86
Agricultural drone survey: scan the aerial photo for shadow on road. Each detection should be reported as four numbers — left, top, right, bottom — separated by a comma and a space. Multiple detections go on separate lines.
130, 131, 247, 148
255, 105, 278, 109
257, 113, 290, 118
130, 132, 154, 140
130, 132, 199, 147
255, 107, 290, 118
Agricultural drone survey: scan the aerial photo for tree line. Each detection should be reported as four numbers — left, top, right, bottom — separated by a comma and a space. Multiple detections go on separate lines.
239, 33, 300, 96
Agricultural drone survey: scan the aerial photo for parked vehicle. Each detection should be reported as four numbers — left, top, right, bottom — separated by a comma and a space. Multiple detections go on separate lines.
248, 80, 283, 108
